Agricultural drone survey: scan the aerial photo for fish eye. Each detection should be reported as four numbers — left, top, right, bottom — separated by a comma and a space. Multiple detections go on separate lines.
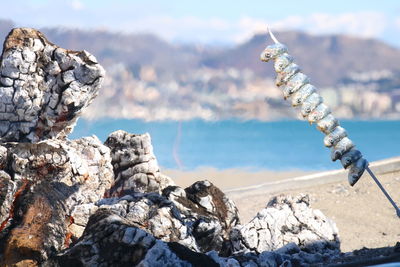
329, 139, 334, 144
306, 107, 311, 112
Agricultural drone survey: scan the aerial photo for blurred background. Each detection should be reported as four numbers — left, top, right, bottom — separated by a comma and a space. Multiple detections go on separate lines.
1, 0, 400, 171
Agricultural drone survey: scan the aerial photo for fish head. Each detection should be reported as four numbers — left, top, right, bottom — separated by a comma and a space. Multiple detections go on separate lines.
260, 43, 288, 62
274, 54, 293, 72
308, 111, 318, 122
324, 137, 335, 147
308, 105, 329, 123
292, 97, 301, 106
342, 156, 353, 169
282, 86, 294, 99
301, 103, 312, 117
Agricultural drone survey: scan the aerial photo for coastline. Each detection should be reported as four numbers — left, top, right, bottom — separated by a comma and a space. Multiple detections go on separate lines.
164, 156, 400, 195
163, 167, 316, 191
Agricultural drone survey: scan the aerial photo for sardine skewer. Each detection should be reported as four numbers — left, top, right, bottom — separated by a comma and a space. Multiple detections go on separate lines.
261, 28, 400, 218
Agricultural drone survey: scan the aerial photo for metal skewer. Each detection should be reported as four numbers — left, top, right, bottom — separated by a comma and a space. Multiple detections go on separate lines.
365, 165, 400, 218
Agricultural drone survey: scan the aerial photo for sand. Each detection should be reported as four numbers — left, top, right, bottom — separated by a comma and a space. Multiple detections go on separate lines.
164, 167, 315, 190
164, 158, 400, 253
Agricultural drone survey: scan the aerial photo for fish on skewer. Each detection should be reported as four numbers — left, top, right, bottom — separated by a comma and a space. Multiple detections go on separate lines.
301, 93, 323, 118
260, 28, 366, 185
331, 137, 355, 161
341, 149, 363, 169
316, 114, 339, 134
276, 63, 300, 87
274, 53, 294, 72
308, 103, 330, 124
282, 73, 310, 99
261, 29, 400, 219
348, 158, 368, 186
324, 126, 347, 147
260, 42, 288, 62
291, 84, 316, 107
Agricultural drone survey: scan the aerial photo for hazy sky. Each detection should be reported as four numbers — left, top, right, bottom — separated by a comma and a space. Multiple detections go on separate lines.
2, 0, 400, 46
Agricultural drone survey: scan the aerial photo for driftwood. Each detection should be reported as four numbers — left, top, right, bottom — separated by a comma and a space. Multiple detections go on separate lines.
0, 28, 104, 143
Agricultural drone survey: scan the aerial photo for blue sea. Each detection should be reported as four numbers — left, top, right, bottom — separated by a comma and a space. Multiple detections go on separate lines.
70, 119, 400, 171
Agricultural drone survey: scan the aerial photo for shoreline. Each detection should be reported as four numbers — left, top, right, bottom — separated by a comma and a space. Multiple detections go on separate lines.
163, 167, 316, 191
164, 156, 400, 194
225, 156, 400, 197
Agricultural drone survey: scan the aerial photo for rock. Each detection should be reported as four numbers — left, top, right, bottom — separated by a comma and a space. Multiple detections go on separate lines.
104, 130, 174, 195
44, 209, 220, 267
43, 208, 299, 267
227, 194, 340, 263
3, 182, 68, 265
96, 192, 199, 251
0, 136, 113, 265
103, 131, 240, 254
164, 180, 240, 254
0, 28, 105, 142
96, 180, 241, 254
45, 208, 298, 267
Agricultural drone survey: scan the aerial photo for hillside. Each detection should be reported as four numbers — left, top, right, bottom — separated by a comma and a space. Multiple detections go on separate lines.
40, 27, 206, 76
202, 31, 400, 86
2, 20, 400, 87
40, 28, 400, 87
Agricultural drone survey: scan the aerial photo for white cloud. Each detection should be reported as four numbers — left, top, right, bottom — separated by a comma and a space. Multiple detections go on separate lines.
112, 15, 235, 44
306, 12, 387, 37
267, 12, 387, 38
70, 0, 84, 10
1, 1, 398, 46
233, 17, 268, 43
111, 11, 391, 45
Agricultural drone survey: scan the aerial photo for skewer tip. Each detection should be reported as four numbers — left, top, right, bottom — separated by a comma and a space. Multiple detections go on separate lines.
267, 26, 280, 44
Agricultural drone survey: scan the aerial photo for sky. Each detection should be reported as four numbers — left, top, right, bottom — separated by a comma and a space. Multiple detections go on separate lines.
2, 0, 400, 47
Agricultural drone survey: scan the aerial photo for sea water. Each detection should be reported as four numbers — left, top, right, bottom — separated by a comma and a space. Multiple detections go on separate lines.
70, 119, 400, 171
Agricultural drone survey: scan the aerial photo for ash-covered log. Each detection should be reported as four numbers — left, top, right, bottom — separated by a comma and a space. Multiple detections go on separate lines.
0, 28, 105, 142
104, 130, 175, 195
0, 27, 111, 266
0, 137, 113, 265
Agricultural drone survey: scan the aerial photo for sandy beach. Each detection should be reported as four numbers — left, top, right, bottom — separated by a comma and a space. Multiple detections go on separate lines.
164, 157, 400, 253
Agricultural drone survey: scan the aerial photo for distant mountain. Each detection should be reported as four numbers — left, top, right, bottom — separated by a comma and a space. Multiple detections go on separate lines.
202, 31, 400, 86
2, 19, 400, 87
39, 28, 207, 76
41, 29, 400, 87
0, 20, 205, 76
